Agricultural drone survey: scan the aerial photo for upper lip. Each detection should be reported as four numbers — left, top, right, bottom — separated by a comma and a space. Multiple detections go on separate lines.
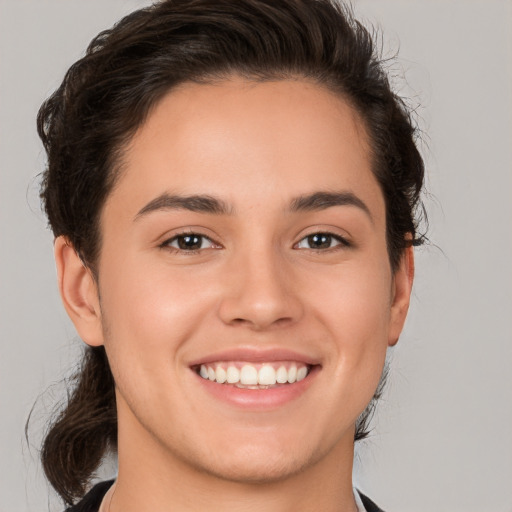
188, 347, 322, 367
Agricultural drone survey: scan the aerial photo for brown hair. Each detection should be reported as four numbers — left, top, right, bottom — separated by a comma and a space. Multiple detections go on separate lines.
37, 0, 425, 505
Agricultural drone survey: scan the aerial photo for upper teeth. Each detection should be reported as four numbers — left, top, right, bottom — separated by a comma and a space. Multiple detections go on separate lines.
199, 363, 309, 386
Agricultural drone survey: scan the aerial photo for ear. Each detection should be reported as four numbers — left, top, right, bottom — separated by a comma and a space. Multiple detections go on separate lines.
54, 236, 104, 347
388, 245, 415, 347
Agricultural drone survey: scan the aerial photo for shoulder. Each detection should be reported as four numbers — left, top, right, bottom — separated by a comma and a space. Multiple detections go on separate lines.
63, 480, 115, 512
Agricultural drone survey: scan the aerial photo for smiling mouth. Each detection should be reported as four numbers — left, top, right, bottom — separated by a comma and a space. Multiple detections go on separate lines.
195, 361, 313, 389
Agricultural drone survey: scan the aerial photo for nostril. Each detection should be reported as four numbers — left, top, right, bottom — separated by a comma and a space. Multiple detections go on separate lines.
227, 315, 295, 330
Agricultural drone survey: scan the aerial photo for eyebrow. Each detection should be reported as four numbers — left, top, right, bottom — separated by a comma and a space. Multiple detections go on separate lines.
290, 191, 373, 221
135, 190, 372, 221
135, 193, 233, 219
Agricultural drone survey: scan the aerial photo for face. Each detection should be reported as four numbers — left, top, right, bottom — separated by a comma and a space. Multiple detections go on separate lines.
68, 78, 412, 484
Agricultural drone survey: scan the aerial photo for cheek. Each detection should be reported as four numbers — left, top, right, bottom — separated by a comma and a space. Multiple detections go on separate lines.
96, 258, 221, 426
307, 257, 392, 340
304, 258, 392, 396
97, 256, 218, 375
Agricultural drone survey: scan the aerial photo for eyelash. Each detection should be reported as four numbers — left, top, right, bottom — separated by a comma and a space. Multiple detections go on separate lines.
160, 230, 350, 254
294, 231, 351, 251
160, 231, 218, 254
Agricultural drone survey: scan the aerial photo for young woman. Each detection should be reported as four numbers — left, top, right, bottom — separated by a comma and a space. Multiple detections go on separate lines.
38, 0, 425, 510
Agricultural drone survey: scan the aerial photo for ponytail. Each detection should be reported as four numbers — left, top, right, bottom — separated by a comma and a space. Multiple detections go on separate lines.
41, 346, 117, 505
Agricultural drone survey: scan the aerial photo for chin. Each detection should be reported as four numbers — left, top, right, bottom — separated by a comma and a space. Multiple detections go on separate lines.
180, 432, 328, 485
197, 450, 315, 485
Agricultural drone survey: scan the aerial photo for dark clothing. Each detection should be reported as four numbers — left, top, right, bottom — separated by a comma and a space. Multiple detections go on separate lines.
359, 492, 385, 512
65, 480, 114, 512
64, 479, 385, 512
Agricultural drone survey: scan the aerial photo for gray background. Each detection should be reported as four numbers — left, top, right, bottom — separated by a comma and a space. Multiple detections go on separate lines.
1, 0, 511, 511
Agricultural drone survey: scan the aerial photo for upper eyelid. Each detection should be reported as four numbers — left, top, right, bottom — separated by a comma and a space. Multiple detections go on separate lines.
160, 231, 221, 251
164, 232, 212, 243
301, 231, 347, 240
295, 231, 350, 248
296, 229, 351, 243
159, 227, 218, 244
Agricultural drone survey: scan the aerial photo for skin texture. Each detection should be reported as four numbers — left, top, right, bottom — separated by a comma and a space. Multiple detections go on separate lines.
55, 79, 414, 512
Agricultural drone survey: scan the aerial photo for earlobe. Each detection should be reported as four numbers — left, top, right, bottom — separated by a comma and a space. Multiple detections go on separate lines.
54, 236, 104, 347
388, 245, 415, 347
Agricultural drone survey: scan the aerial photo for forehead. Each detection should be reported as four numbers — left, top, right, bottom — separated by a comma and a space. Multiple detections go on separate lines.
108, 78, 384, 221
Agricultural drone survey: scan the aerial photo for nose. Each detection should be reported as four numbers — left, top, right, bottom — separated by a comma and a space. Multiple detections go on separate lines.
217, 248, 303, 330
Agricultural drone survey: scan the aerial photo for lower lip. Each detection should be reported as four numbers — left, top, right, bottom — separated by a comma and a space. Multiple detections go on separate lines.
193, 366, 320, 410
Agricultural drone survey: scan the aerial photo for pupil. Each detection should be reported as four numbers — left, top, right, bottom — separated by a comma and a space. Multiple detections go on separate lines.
308, 234, 331, 249
178, 235, 202, 250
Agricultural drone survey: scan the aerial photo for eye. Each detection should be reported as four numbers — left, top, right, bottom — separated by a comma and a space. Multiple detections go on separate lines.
295, 232, 349, 250
163, 233, 217, 252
